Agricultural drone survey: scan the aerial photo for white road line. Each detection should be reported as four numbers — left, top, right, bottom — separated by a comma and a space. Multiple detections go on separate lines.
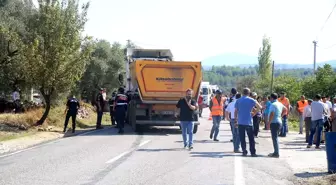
234, 156, 245, 185
139, 140, 151, 147
106, 151, 130, 164
105, 139, 151, 164
0, 140, 58, 159
0, 128, 104, 159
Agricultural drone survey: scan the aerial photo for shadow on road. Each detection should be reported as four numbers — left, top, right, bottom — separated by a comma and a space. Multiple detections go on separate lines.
137, 148, 183, 152
189, 152, 269, 158
175, 140, 231, 144
204, 129, 231, 132
281, 140, 326, 151
189, 152, 237, 158
294, 171, 329, 178
71, 125, 182, 137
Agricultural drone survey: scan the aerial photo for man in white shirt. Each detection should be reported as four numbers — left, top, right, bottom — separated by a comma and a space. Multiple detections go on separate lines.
303, 99, 313, 143
307, 94, 326, 149
226, 93, 241, 153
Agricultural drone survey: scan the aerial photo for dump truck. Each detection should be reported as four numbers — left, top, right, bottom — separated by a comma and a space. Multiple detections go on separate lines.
124, 48, 202, 133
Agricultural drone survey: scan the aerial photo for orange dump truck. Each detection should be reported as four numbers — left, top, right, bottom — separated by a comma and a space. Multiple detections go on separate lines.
124, 48, 202, 133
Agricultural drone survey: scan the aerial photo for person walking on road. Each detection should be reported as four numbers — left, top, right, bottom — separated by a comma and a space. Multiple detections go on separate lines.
175, 89, 198, 150
278, 92, 290, 137
96, 88, 106, 129
226, 93, 242, 153
303, 99, 313, 142
114, 87, 128, 134
209, 90, 226, 141
63, 95, 80, 133
234, 88, 262, 157
267, 93, 287, 158
307, 94, 326, 149
296, 95, 308, 134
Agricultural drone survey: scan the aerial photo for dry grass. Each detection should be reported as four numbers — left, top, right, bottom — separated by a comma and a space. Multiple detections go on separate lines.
297, 174, 336, 185
0, 102, 111, 141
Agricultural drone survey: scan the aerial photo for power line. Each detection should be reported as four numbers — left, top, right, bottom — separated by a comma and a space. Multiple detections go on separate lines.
316, 3, 336, 40
318, 43, 336, 49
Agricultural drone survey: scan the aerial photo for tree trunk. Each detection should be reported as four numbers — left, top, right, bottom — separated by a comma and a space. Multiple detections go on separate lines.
36, 94, 51, 125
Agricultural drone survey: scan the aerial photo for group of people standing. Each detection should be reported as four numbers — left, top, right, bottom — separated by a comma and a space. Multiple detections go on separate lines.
63, 87, 129, 134
224, 88, 287, 157
301, 94, 336, 149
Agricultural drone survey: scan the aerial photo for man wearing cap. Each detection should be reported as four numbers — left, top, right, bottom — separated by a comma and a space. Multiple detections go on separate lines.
209, 89, 226, 141
303, 99, 313, 142
96, 88, 106, 129
63, 95, 80, 133
114, 87, 128, 134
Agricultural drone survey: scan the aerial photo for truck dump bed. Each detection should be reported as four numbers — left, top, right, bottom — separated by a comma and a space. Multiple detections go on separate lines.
130, 60, 202, 103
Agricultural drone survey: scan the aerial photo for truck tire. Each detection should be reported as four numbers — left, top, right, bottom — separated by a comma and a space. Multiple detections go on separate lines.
193, 125, 198, 134
129, 100, 142, 133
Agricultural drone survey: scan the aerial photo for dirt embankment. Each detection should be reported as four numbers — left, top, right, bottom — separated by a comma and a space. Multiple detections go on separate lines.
0, 102, 110, 144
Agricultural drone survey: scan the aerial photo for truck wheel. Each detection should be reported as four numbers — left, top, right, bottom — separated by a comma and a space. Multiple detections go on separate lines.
193, 125, 198, 134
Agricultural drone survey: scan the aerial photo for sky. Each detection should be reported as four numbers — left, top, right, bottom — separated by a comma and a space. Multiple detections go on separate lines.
79, 0, 336, 64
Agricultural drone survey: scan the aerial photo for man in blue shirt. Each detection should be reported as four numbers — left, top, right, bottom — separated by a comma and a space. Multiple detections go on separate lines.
267, 93, 287, 158
234, 88, 262, 157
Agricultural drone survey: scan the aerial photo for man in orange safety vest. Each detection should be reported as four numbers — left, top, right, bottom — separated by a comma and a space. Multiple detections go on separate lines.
296, 95, 308, 134
209, 90, 226, 141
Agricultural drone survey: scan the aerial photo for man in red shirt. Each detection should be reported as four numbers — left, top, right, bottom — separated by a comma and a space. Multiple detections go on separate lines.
198, 92, 204, 117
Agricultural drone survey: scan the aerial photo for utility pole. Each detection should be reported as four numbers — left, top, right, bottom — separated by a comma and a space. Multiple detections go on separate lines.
126, 39, 131, 48
270, 60, 275, 93
313, 40, 317, 75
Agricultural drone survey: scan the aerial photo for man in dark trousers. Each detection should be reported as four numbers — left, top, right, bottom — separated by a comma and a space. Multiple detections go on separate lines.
114, 87, 128, 133
109, 91, 117, 126
96, 88, 106, 129
64, 95, 80, 133
234, 88, 262, 157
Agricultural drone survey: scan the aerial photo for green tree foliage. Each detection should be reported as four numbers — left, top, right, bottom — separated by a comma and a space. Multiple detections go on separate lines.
258, 35, 272, 80
0, 0, 35, 92
79, 40, 124, 104
23, 0, 93, 125
302, 64, 336, 98
203, 65, 313, 94
273, 75, 303, 103
203, 63, 335, 104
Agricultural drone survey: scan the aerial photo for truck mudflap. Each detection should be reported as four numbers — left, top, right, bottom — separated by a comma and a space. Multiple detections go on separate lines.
135, 120, 200, 126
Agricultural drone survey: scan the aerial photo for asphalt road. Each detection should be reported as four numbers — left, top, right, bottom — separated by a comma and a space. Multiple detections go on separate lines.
0, 109, 298, 185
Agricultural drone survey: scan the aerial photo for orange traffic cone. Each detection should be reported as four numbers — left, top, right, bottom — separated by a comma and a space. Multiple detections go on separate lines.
208, 112, 212, 120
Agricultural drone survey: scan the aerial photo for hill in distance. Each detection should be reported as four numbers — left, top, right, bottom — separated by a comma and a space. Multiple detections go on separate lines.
202, 52, 336, 70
